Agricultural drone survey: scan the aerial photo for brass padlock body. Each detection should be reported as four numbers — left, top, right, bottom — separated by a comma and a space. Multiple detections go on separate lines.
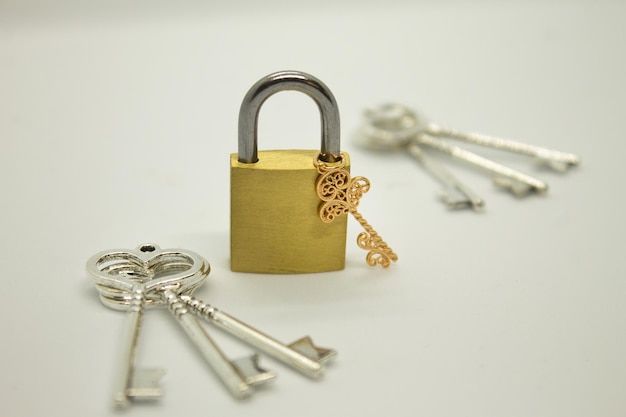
231, 150, 349, 274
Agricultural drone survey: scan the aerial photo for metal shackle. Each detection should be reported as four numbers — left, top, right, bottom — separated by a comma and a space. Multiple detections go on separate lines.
238, 70, 341, 164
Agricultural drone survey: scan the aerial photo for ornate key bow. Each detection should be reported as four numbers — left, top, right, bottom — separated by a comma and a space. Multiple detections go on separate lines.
315, 153, 397, 268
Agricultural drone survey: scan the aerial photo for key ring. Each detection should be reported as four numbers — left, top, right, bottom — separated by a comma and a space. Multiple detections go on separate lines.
355, 103, 424, 150
87, 243, 336, 403
86, 243, 210, 296
355, 103, 580, 203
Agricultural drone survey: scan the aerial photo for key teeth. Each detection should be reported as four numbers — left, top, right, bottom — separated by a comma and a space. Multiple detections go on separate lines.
126, 368, 165, 399
288, 336, 337, 364
547, 160, 569, 173
232, 354, 277, 387
493, 177, 535, 197
534, 156, 580, 173
440, 193, 474, 210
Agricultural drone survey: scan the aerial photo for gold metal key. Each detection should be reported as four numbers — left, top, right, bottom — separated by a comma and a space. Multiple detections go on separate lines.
315, 154, 398, 268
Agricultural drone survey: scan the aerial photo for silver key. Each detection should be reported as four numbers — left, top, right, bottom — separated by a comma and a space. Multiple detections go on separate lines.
372, 103, 581, 171
357, 103, 566, 197
90, 245, 275, 400
179, 294, 337, 378
86, 244, 209, 407
356, 111, 485, 210
113, 284, 164, 405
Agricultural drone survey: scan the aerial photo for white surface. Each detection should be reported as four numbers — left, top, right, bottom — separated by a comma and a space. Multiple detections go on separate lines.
1, 1, 625, 416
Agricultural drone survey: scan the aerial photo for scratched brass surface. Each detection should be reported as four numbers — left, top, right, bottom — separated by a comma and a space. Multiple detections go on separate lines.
230, 150, 350, 274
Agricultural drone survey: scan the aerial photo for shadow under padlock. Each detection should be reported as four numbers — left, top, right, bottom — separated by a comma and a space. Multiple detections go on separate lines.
230, 70, 350, 274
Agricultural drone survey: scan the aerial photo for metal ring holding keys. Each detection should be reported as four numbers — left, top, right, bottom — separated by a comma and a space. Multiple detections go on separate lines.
87, 243, 208, 296
88, 244, 208, 310
356, 103, 580, 205
88, 244, 277, 401
88, 243, 337, 403
86, 244, 210, 407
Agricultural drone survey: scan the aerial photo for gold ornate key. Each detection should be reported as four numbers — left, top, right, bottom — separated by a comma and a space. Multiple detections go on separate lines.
315, 154, 398, 268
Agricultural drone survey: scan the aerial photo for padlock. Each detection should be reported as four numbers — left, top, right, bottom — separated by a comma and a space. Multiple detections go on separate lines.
230, 70, 350, 274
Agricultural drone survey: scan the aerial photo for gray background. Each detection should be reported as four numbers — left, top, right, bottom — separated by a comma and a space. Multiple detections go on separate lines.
1, 1, 625, 416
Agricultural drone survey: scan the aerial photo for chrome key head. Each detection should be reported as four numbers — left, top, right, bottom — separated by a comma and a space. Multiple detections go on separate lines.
86, 243, 210, 301
355, 103, 427, 151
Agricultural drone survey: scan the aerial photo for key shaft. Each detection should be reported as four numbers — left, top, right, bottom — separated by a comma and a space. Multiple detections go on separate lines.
216, 310, 324, 377
417, 133, 548, 195
113, 285, 164, 407
180, 295, 336, 378
428, 123, 581, 170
